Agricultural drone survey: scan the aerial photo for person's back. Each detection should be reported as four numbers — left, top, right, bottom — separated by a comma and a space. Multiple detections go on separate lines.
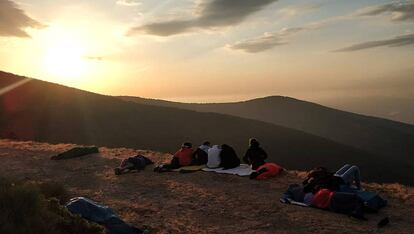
192, 148, 208, 165
243, 138, 268, 170
207, 145, 221, 168
199, 142, 211, 154
219, 144, 240, 169
193, 142, 211, 165
174, 144, 194, 167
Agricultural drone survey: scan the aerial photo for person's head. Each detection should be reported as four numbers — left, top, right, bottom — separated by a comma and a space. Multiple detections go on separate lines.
221, 144, 230, 150
249, 138, 260, 147
202, 141, 211, 146
182, 142, 192, 149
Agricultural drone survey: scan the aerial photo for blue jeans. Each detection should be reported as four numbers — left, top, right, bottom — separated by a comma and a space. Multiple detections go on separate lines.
334, 164, 361, 190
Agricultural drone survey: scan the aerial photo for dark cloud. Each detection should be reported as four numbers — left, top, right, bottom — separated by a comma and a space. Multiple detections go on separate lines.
335, 33, 414, 52
227, 27, 310, 53
355, 1, 414, 21
0, 0, 44, 37
128, 0, 278, 36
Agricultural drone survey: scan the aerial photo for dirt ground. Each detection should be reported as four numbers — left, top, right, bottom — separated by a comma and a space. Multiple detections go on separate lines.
1, 139, 413, 233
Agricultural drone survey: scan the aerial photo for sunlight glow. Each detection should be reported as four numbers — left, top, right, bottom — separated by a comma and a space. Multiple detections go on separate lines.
44, 39, 88, 79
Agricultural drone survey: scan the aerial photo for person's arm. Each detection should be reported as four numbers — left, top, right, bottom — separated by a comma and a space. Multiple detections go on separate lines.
250, 167, 268, 179
173, 150, 180, 158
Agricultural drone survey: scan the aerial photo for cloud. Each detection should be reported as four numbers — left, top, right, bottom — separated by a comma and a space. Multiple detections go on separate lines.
355, 0, 414, 22
116, 0, 141, 7
0, 0, 44, 37
278, 3, 322, 18
227, 26, 317, 53
83, 56, 104, 61
335, 33, 414, 52
128, 0, 278, 36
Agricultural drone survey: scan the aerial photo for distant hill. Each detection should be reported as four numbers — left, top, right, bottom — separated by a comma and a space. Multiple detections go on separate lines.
119, 96, 414, 171
0, 70, 412, 184
319, 96, 414, 125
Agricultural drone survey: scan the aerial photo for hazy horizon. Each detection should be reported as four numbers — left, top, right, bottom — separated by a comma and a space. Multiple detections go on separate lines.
1, 0, 414, 103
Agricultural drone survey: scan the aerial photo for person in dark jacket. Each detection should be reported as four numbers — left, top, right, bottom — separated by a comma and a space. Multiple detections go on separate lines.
219, 144, 240, 169
192, 141, 210, 165
243, 138, 268, 170
114, 155, 153, 175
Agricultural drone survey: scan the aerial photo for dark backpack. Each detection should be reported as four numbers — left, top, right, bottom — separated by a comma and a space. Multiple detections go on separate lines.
357, 191, 387, 212
330, 192, 366, 220
192, 148, 208, 165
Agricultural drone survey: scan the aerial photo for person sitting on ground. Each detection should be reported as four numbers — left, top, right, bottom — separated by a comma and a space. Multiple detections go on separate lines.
219, 144, 240, 169
154, 142, 193, 172
114, 155, 153, 175
192, 141, 211, 165
243, 138, 268, 170
250, 162, 283, 180
207, 145, 222, 168
333, 164, 362, 191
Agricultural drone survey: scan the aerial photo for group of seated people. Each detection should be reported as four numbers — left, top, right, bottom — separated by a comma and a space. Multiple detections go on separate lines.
152, 138, 283, 179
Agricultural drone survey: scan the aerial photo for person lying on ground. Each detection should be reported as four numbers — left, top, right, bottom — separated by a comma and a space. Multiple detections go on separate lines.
243, 138, 268, 170
219, 144, 240, 170
303, 164, 362, 193
311, 188, 366, 220
250, 162, 283, 180
192, 141, 211, 165
154, 142, 193, 172
114, 155, 153, 175
207, 145, 222, 168
334, 164, 361, 191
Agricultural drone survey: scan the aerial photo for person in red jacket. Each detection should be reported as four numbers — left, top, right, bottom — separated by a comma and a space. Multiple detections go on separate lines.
311, 188, 334, 209
173, 142, 194, 167
154, 142, 194, 172
250, 162, 283, 180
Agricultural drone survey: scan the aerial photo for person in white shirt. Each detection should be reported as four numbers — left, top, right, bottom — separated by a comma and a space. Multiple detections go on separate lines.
207, 145, 221, 168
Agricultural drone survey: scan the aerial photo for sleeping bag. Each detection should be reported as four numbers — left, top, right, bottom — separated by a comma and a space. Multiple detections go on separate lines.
66, 197, 143, 234
254, 163, 283, 180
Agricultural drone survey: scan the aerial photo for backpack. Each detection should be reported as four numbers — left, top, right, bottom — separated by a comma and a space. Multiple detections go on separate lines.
357, 191, 387, 212
330, 192, 366, 220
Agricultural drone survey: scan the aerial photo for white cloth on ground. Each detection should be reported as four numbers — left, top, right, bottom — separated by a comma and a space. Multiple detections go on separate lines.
202, 164, 254, 176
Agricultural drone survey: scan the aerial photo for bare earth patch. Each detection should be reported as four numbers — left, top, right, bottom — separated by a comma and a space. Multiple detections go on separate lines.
1, 139, 413, 233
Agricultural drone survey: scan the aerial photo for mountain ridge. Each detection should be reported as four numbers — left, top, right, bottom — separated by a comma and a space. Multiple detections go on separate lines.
119, 95, 414, 165
1, 70, 413, 184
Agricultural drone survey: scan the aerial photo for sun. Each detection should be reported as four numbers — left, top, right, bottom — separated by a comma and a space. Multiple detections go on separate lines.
44, 39, 88, 79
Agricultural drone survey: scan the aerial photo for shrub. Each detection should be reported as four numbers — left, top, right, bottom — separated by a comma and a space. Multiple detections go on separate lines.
0, 177, 104, 234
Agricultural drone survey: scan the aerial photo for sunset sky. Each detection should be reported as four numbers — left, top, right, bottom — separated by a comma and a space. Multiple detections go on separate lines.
0, 0, 413, 102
